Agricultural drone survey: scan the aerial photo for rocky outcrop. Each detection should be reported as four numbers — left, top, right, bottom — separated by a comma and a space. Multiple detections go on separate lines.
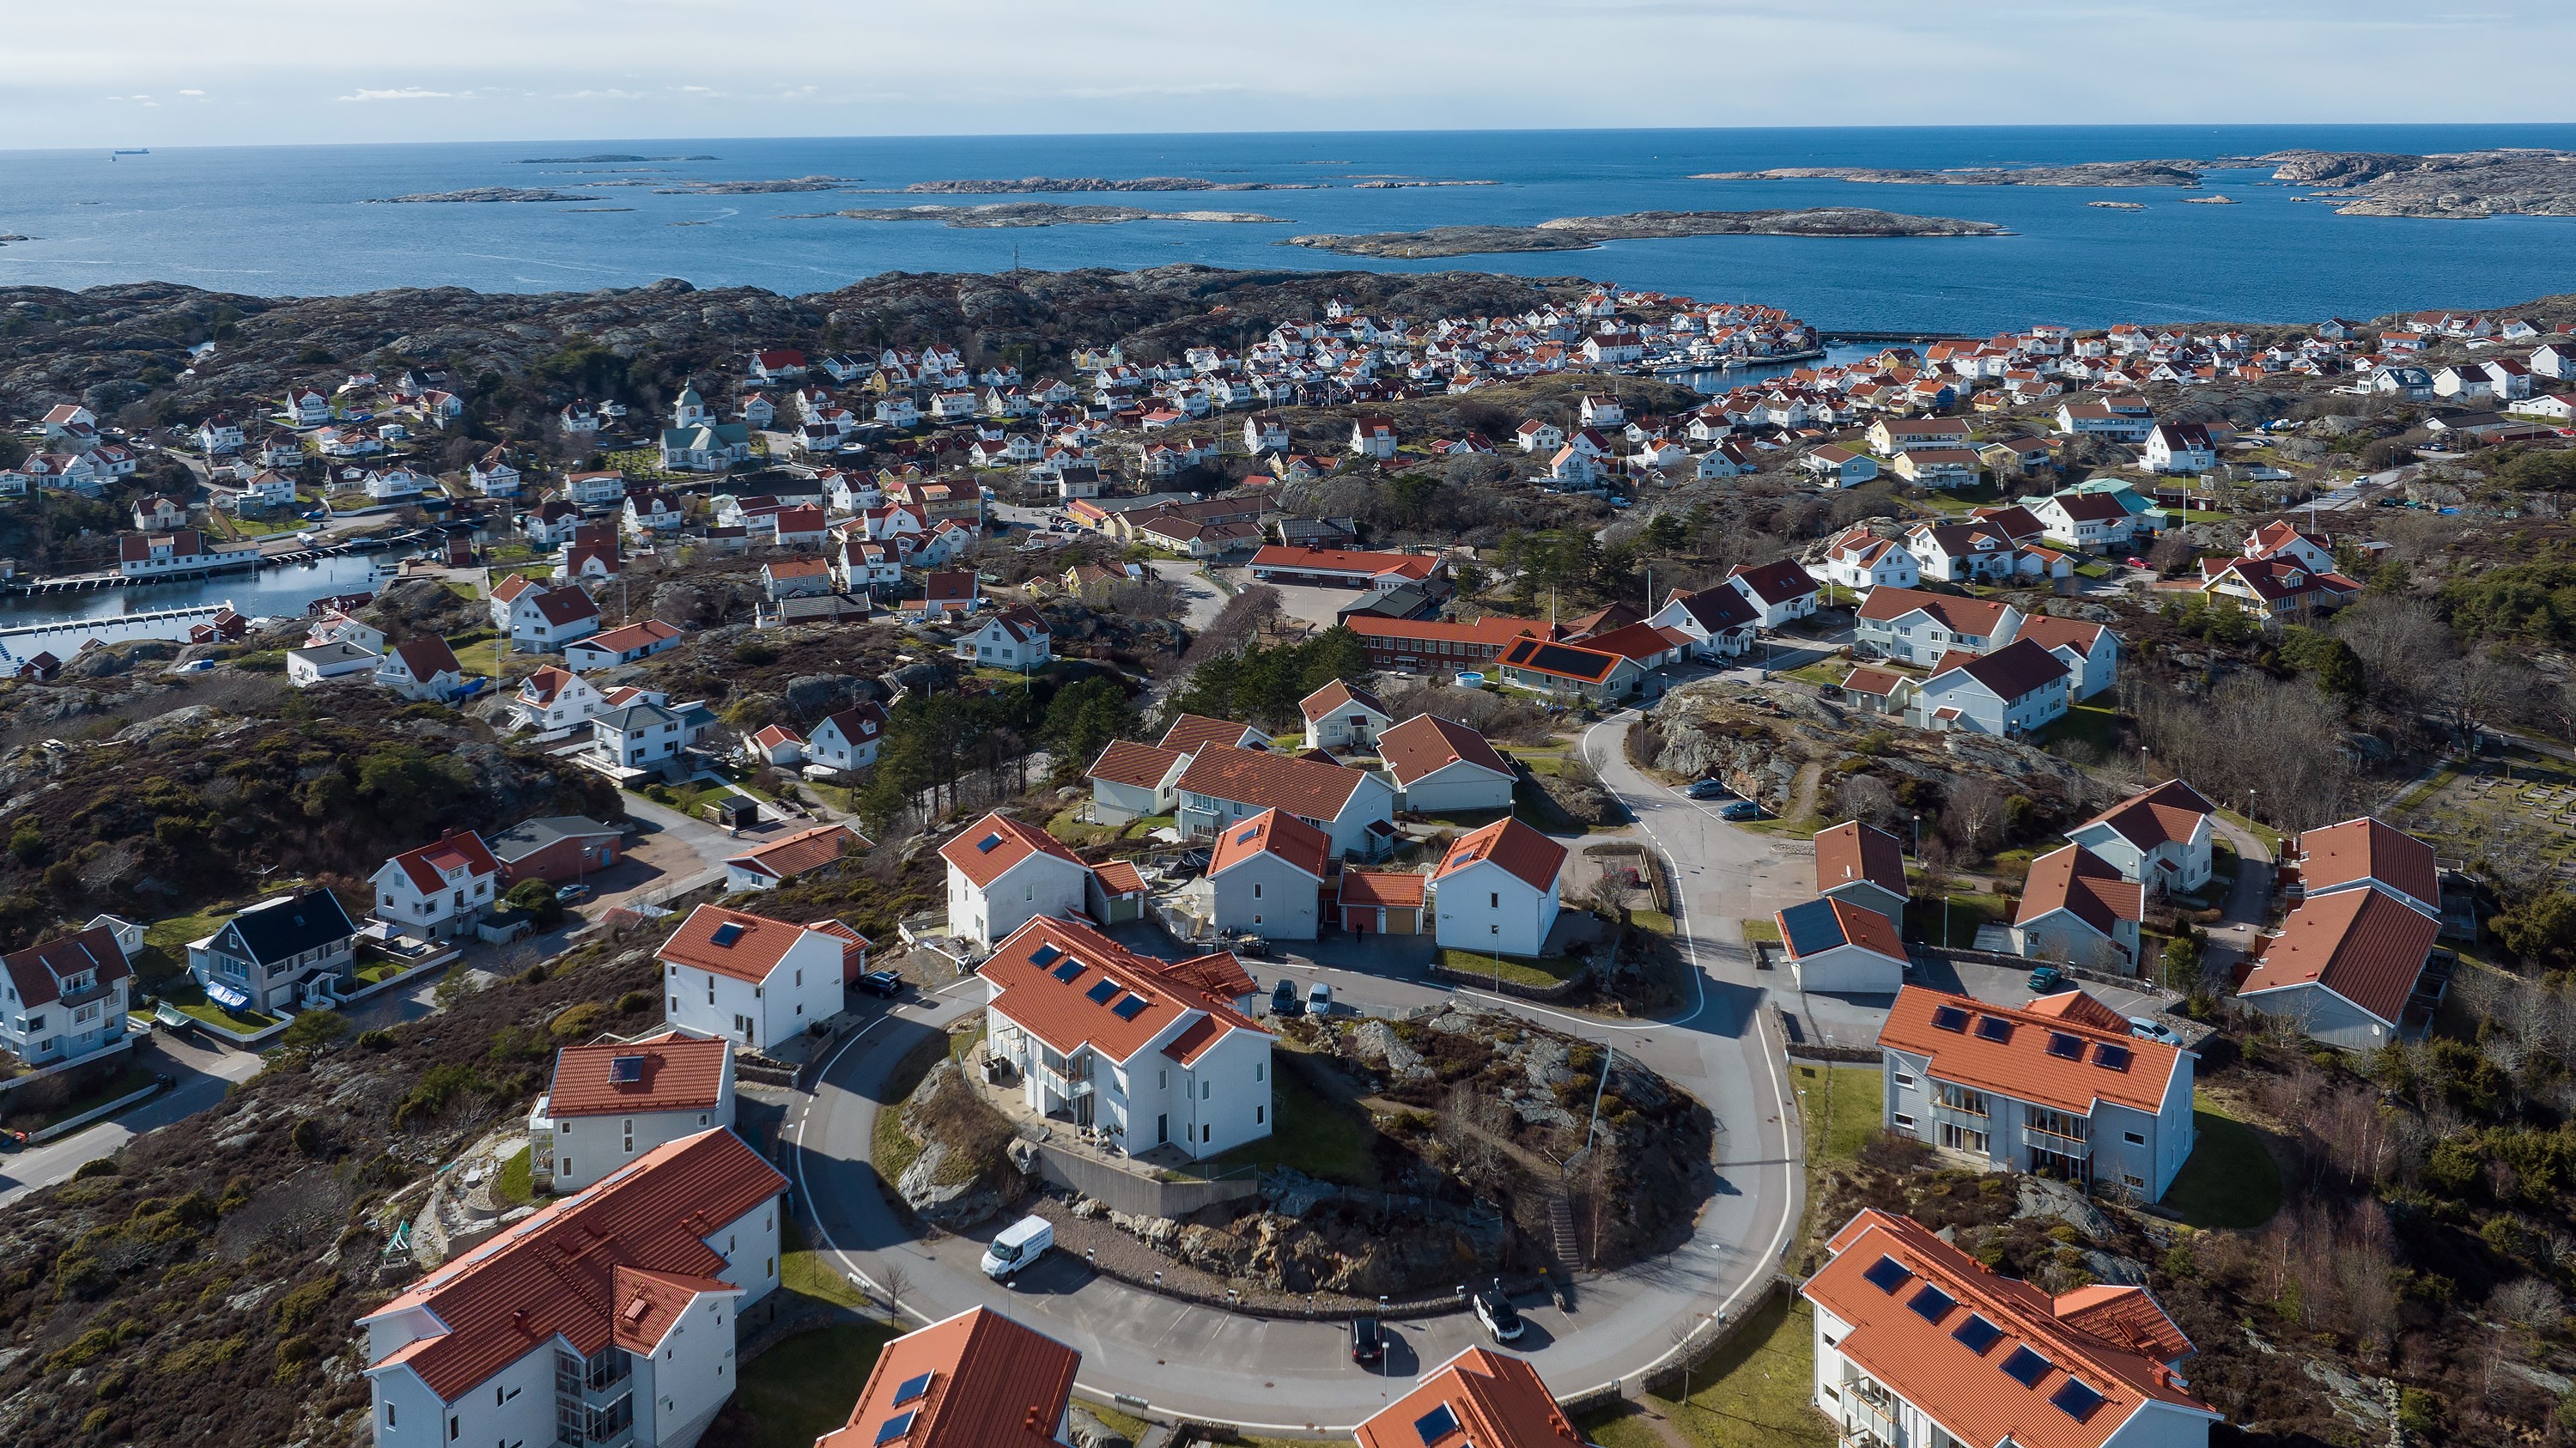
1693, 161, 2207, 187
813, 204, 1289, 228
2251, 147, 2576, 219
1287, 209, 2004, 258
900, 176, 1321, 194
892, 1061, 1025, 1231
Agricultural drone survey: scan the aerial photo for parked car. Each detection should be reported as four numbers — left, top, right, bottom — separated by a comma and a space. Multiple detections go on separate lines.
1350, 1317, 1386, 1366
2123, 556, 2147, 569
858, 970, 907, 998
2027, 964, 2066, 994
1685, 779, 1731, 800
178, 658, 216, 673
1306, 980, 1333, 1014
1473, 1289, 1525, 1342
980, 1214, 1053, 1281
1270, 978, 1303, 1018
1718, 800, 1761, 821
2128, 1015, 2182, 1046
553, 882, 591, 904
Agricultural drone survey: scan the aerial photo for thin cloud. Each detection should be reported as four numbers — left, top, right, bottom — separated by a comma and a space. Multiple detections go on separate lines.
337, 88, 469, 102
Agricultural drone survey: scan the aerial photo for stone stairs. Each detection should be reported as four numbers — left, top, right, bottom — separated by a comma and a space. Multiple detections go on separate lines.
1546, 1190, 1583, 1274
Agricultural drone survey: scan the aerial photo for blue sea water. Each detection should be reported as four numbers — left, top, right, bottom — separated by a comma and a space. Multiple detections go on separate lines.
3, 125, 2573, 334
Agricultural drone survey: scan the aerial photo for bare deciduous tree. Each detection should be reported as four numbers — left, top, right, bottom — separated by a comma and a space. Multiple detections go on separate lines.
1943, 779, 2007, 855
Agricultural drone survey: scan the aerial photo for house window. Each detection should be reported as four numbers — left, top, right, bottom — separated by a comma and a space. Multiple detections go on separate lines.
2124, 1130, 2146, 1146
1893, 1072, 1916, 1090
1253, 883, 1262, 899
1256, 1105, 1265, 1124
1255, 1062, 1264, 1082
1893, 1113, 1916, 1130
2123, 1172, 2148, 1189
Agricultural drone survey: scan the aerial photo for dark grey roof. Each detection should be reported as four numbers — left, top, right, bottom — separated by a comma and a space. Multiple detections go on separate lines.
488, 815, 623, 864
219, 890, 357, 966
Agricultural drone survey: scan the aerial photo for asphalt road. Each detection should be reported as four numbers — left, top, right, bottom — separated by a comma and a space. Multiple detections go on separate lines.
0, 1031, 265, 1208
785, 706, 1802, 1432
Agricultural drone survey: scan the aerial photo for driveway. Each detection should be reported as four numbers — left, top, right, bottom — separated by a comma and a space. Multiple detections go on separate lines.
2199, 819, 2277, 986
785, 708, 1803, 1430
1144, 560, 1228, 635
0, 1032, 265, 1208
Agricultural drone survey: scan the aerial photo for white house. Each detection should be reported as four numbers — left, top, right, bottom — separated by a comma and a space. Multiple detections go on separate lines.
806, 702, 888, 772
589, 699, 690, 773
1725, 558, 1822, 629
467, 448, 521, 496
501, 581, 602, 653
1801, 445, 1880, 487
562, 618, 684, 672
374, 637, 465, 703
980, 914, 1271, 1159
1874, 985, 2197, 1202
1206, 808, 1331, 940
370, 830, 501, 942
1817, 527, 1920, 593
1856, 587, 2022, 666
1299, 679, 1392, 751
741, 724, 805, 769
2011, 615, 2120, 700
2011, 844, 2144, 971
1085, 740, 1192, 826
1814, 820, 1909, 928
1377, 713, 1516, 814
186, 888, 359, 1015
2068, 780, 2220, 898
508, 666, 611, 732
360, 1129, 787, 1448
1427, 817, 1564, 957
0, 925, 133, 1068
1902, 639, 2069, 736
659, 904, 860, 1048
1648, 584, 1761, 660
528, 1032, 736, 1194
1774, 896, 1909, 995
286, 641, 382, 687
2032, 490, 2144, 552
953, 605, 1054, 672
939, 811, 1092, 950
1176, 745, 1397, 861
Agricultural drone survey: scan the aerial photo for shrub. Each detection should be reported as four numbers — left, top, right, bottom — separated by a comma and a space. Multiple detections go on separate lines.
270, 1272, 341, 1330
357, 1029, 396, 1049
616, 990, 652, 1014
277, 1009, 348, 1051
72, 1156, 120, 1180
549, 1001, 609, 1041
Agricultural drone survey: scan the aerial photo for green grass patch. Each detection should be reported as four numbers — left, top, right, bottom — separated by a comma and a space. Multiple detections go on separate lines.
2071, 558, 2113, 580
1917, 892, 2008, 948
779, 1219, 867, 1310
1794, 1062, 1880, 1171
2214, 806, 2283, 855
1436, 946, 1584, 990
355, 953, 409, 985
1581, 1294, 1832, 1448
1780, 660, 1846, 687
1740, 916, 1782, 944
731, 1323, 900, 1448
155, 977, 281, 1034
1205, 1056, 1380, 1188
2163, 1094, 2281, 1229
2035, 701, 2119, 755
494, 1147, 532, 1208
1045, 805, 1123, 848
1632, 908, 1676, 936
7, 1063, 162, 1130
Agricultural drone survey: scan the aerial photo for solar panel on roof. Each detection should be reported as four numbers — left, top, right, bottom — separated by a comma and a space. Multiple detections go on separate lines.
1974, 1015, 2013, 1043
975, 832, 1003, 853
2095, 1043, 2133, 1072
709, 922, 745, 948
1952, 1312, 2002, 1354
1052, 958, 1085, 983
1414, 1404, 1461, 1445
1930, 1004, 1970, 1032
1030, 944, 1062, 968
2050, 1378, 2106, 1421
874, 1411, 916, 1445
1862, 1255, 1911, 1293
891, 1372, 933, 1408
2045, 1031, 2084, 1061
2001, 1345, 2052, 1387
607, 1056, 645, 1083
1113, 995, 1149, 1019
1086, 979, 1119, 1004
1906, 1283, 1955, 1324
1236, 824, 1261, 845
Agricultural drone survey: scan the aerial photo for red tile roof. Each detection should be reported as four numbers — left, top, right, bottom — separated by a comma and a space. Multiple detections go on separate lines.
1158, 713, 1261, 756
2076, 779, 2214, 853
1088, 739, 1189, 789
532, 586, 601, 626
1376, 713, 1513, 788
1210, 807, 1333, 881
1877, 985, 2179, 1116
1353, 1347, 1584, 1448
2051, 1284, 2195, 1366
817, 1307, 1079, 1448
1856, 586, 2013, 636
2016, 845, 2142, 938
1815, 821, 1908, 900
2013, 615, 2111, 657
388, 830, 500, 893
2023, 989, 2132, 1034
362, 1129, 786, 1402
1433, 818, 1566, 893
939, 812, 1086, 890
1841, 666, 1905, 698
1, 925, 131, 1010
1343, 613, 1550, 652
1300, 678, 1389, 723
1577, 620, 1694, 664
980, 915, 1267, 1066
1804, 1209, 2211, 1448
1090, 860, 1147, 897
726, 823, 868, 884
548, 1033, 731, 1117
1176, 745, 1370, 821
1932, 637, 2069, 703
2239, 886, 2439, 1026
2295, 816, 2439, 908
1339, 869, 1427, 909
1777, 896, 1908, 962
659, 904, 848, 985
1249, 545, 1442, 581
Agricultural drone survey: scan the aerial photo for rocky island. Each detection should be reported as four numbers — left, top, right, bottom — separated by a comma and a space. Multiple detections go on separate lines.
2247, 147, 2576, 218
651, 175, 860, 194
805, 202, 1288, 228
899, 175, 1319, 193
364, 187, 594, 204
513, 153, 715, 164
1694, 160, 2208, 187
1285, 208, 2004, 257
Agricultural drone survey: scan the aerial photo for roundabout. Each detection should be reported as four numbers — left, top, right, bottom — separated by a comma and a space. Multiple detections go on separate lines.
784, 710, 1807, 1433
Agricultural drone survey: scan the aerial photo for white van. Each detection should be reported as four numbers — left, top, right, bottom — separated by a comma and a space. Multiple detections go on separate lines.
981, 1214, 1053, 1281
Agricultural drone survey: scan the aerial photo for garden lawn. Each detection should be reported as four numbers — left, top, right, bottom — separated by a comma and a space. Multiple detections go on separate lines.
1435, 946, 1584, 991
2037, 701, 2119, 755
1581, 1294, 1833, 1448
779, 1220, 866, 1311
1739, 917, 1782, 944
2163, 1093, 2281, 1229
494, 1147, 532, 1208
1917, 891, 2008, 948
731, 1323, 899, 1448
1045, 805, 1123, 849
1795, 1062, 1880, 1170
1206, 1056, 1379, 1188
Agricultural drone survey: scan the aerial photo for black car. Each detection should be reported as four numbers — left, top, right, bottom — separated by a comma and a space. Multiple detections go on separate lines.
1270, 978, 1303, 1018
1350, 1316, 1385, 1366
857, 970, 908, 999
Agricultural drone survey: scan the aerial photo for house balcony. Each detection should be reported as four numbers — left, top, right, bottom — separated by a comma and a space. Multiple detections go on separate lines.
1838, 1388, 1900, 1448
2020, 1123, 2093, 1156
56, 980, 118, 1010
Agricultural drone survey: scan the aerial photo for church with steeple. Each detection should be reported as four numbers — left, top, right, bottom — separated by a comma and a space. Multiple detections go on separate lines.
658, 381, 750, 472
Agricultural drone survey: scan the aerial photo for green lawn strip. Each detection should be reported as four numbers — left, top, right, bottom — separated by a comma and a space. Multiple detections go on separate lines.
1045, 805, 1123, 848
732, 1323, 900, 1448
1435, 946, 1583, 990
2163, 1094, 2282, 1229
9, 1063, 164, 1130
1794, 1062, 1880, 1171
1780, 660, 1846, 687
779, 1219, 867, 1310
155, 977, 281, 1033
1632, 908, 1676, 936
1739, 916, 1782, 944
2036, 701, 2119, 755
494, 1147, 533, 1208
354, 952, 409, 985
1205, 1056, 1379, 1187
1578, 1294, 1834, 1448
2212, 806, 2283, 855
1915, 892, 2008, 947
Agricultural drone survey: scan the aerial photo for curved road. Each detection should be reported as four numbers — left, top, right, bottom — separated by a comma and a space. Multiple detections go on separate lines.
786, 707, 1804, 1433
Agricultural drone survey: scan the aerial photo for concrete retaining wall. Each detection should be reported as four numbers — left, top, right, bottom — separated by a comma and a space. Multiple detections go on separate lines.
27, 1080, 165, 1144
1427, 960, 1592, 1001
1027, 1141, 1259, 1220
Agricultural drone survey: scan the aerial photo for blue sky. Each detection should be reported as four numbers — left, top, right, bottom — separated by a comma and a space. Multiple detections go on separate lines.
13, 1, 2574, 148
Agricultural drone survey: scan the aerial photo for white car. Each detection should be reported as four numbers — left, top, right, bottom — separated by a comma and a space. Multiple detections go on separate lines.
1306, 980, 1333, 1014
1473, 1289, 1524, 1342
2127, 1016, 2182, 1046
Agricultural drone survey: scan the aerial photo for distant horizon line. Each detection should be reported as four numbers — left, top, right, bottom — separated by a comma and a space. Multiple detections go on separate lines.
9, 119, 2576, 158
